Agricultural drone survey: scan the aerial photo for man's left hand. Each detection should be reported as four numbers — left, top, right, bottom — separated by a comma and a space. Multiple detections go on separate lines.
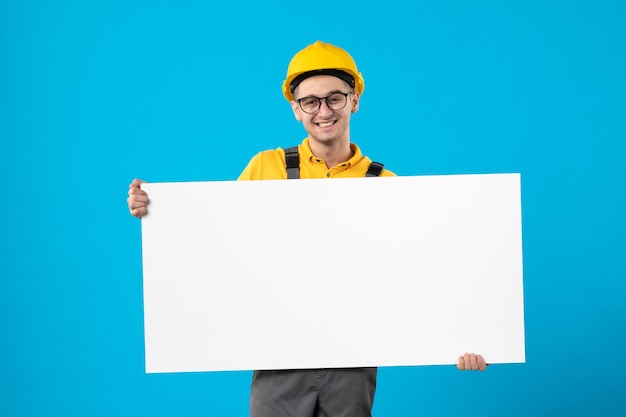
457, 353, 487, 371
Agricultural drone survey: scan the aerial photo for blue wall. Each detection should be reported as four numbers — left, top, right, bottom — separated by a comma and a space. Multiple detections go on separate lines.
1, 1, 625, 415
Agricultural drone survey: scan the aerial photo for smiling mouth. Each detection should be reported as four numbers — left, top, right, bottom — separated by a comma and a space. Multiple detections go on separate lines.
316, 120, 336, 128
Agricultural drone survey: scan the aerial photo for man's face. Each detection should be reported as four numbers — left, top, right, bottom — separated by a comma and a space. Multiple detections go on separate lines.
291, 75, 360, 147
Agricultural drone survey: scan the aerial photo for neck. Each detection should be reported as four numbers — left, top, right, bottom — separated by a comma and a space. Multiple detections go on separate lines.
308, 138, 353, 169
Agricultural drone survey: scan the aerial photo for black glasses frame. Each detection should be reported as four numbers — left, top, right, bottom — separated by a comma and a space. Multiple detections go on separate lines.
296, 92, 354, 114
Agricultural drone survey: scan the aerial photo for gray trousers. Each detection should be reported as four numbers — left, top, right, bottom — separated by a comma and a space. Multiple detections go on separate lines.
249, 368, 377, 417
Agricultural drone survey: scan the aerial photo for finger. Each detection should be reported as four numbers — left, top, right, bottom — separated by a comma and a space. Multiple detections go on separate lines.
470, 353, 479, 371
477, 354, 487, 371
127, 193, 148, 204
457, 356, 464, 370
128, 186, 148, 196
463, 353, 471, 370
130, 207, 147, 218
129, 195, 147, 207
129, 178, 146, 188
128, 199, 148, 210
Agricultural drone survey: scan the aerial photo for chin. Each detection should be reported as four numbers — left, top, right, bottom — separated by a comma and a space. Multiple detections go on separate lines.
310, 135, 339, 145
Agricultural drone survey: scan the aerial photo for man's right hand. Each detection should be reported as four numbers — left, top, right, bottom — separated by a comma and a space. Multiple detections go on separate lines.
127, 178, 148, 218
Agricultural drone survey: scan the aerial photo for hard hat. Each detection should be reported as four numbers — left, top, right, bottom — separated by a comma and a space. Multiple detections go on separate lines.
282, 40, 365, 102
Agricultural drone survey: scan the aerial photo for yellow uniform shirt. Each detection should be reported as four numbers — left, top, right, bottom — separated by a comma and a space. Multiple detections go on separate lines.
238, 138, 395, 180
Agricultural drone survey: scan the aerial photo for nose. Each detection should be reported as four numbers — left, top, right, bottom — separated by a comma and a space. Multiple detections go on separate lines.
317, 98, 333, 116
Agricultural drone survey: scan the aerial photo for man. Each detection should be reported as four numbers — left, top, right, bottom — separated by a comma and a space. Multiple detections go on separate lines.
128, 40, 487, 417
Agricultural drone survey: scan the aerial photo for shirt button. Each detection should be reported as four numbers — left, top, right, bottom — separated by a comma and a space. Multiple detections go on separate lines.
326, 173, 331, 177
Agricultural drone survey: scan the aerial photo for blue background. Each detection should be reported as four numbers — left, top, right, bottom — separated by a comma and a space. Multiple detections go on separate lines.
1, 0, 625, 416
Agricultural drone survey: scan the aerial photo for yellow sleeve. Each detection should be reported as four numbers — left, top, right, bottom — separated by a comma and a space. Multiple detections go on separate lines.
237, 149, 287, 181
237, 153, 261, 181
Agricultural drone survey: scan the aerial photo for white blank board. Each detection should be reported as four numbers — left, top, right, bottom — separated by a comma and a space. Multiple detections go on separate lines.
141, 174, 525, 373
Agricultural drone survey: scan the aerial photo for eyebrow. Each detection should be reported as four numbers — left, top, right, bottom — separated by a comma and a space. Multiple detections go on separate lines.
297, 90, 347, 100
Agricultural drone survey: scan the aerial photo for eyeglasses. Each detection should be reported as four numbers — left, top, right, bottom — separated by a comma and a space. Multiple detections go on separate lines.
295, 92, 353, 114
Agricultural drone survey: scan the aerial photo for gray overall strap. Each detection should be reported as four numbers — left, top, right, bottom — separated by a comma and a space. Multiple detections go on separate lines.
284, 146, 300, 179
284, 146, 384, 178
365, 161, 384, 177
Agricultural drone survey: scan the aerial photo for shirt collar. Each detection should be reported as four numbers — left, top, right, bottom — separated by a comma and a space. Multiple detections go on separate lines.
301, 137, 363, 168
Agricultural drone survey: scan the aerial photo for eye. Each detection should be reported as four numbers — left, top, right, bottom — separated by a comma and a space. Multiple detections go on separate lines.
328, 95, 343, 104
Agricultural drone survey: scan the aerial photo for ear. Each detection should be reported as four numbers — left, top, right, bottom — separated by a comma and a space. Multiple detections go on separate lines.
351, 91, 360, 113
291, 100, 302, 121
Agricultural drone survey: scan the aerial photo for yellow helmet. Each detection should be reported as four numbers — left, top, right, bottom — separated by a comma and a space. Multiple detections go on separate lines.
282, 40, 365, 102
